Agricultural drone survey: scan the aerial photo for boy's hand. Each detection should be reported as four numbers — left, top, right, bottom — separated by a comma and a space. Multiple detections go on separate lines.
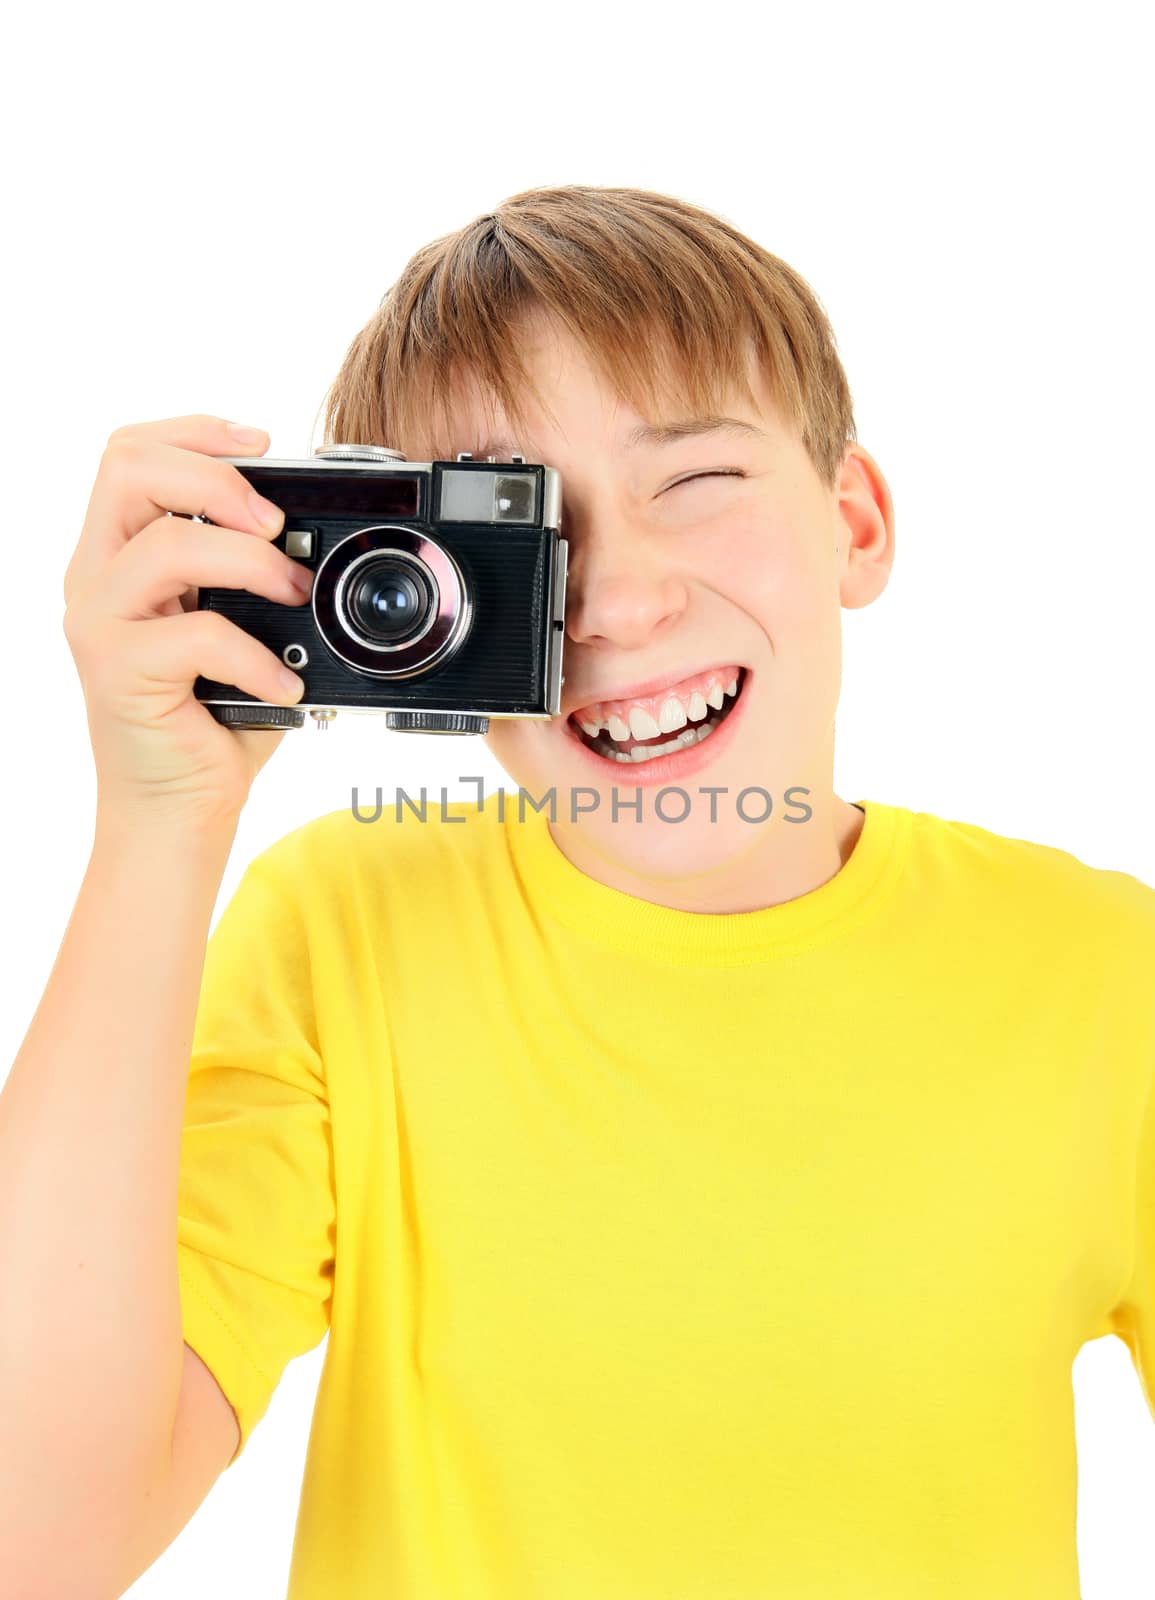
62, 415, 314, 832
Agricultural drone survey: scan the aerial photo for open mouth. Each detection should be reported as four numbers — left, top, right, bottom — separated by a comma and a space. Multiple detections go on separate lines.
568, 667, 749, 765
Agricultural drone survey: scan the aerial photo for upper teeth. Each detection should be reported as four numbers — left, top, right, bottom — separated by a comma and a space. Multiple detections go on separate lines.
576, 674, 740, 740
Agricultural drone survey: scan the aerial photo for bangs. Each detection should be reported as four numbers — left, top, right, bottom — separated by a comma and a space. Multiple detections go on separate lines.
421, 315, 772, 466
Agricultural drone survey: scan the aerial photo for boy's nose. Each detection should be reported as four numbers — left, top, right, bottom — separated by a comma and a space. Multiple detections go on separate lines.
564, 559, 689, 651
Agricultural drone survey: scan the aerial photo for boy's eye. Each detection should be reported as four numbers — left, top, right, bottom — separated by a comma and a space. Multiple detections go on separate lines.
668, 469, 745, 490
559, 470, 747, 534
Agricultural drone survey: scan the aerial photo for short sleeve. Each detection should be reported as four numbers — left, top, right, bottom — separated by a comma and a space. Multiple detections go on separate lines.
1097, 1061, 1155, 1419
177, 855, 335, 1465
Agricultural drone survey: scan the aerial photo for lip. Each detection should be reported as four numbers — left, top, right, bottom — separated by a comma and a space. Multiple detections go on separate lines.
564, 661, 746, 724
560, 667, 752, 788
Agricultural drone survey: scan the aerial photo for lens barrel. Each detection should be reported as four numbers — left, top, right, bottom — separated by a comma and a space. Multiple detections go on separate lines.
311, 525, 471, 679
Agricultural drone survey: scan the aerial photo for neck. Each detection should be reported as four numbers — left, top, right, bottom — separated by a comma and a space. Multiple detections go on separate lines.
546, 790, 867, 915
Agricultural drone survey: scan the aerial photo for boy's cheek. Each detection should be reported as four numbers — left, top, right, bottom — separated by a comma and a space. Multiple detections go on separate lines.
484, 721, 547, 782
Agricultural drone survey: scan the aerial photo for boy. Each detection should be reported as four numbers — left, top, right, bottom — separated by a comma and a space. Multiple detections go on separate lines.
3, 184, 1153, 1599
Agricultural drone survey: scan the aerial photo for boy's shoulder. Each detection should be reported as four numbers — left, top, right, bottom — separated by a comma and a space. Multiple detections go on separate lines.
243, 796, 507, 894
907, 802, 1155, 950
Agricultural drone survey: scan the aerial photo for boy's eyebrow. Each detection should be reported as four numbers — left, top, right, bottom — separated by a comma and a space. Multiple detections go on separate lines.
624, 415, 766, 448
470, 415, 766, 458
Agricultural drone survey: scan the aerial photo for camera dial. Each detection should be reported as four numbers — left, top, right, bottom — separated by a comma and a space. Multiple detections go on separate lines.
314, 444, 407, 463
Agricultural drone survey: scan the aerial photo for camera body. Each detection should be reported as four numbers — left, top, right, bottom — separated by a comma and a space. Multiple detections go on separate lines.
191, 444, 568, 735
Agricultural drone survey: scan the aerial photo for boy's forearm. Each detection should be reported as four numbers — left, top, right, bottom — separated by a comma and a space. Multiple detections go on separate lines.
0, 813, 238, 1558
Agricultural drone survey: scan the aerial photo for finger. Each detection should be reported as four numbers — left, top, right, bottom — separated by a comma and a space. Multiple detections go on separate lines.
108, 608, 306, 709
79, 516, 313, 624
64, 416, 284, 605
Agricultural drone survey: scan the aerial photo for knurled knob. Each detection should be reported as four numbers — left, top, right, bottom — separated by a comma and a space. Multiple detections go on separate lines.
385, 710, 489, 735
212, 704, 306, 730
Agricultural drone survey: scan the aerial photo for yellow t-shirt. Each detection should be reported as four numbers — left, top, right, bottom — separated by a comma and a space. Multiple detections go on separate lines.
177, 795, 1155, 1599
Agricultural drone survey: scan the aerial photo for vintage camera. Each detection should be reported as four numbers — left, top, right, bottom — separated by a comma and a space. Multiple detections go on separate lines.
189, 444, 567, 734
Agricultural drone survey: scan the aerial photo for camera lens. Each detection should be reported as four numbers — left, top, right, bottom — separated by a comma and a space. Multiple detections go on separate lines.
346, 557, 435, 645
313, 526, 471, 679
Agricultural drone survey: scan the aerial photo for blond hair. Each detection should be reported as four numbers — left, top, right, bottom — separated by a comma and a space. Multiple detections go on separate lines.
317, 184, 856, 491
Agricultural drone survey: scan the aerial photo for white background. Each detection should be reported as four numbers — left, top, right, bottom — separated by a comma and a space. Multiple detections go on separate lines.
1, 0, 1151, 1594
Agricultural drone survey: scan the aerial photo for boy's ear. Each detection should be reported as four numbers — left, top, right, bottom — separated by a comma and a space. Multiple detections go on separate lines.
836, 443, 895, 610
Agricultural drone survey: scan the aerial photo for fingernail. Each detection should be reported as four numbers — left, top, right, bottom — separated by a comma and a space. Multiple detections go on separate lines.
229, 422, 266, 445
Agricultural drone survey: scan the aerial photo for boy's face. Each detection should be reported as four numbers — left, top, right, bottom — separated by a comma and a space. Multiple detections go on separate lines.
431, 309, 894, 894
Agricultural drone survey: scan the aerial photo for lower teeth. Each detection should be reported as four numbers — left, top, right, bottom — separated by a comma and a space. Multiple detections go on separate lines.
592, 713, 722, 764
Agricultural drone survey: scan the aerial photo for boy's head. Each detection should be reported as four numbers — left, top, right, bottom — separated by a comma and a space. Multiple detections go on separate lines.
320, 185, 894, 900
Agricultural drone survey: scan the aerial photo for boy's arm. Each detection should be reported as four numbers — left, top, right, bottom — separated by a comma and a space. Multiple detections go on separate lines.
0, 815, 238, 1596
102, 1342, 241, 1598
